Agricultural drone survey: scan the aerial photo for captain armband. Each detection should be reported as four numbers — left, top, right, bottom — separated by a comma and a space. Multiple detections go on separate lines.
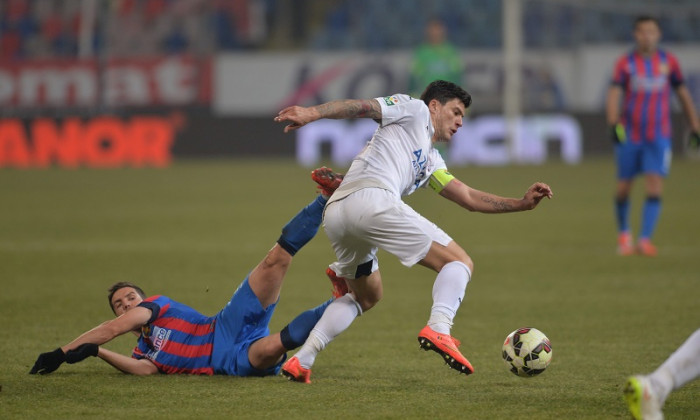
428, 169, 455, 193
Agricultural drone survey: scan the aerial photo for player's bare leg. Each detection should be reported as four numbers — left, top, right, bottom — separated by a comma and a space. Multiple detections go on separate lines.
345, 270, 383, 312
644, 173, 664, 196
246, 195, 328, 368
249, 293, 334, 373
248, 332, 288, 370
418, 240, 472, 273
282, 270, 382, 382
249, 168, 343, 307
247, 245, 293, 308
247, 172, 344, 370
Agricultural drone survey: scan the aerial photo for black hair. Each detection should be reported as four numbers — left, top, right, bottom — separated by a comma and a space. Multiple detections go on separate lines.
107, 281, 146, 313
420, 80, 472, 109
634, 15, 660, 30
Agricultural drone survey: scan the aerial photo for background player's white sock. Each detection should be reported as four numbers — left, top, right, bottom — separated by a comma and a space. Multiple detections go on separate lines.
294, 294, 362, 368
427, 261, 471, 335
649, 328, 700, 405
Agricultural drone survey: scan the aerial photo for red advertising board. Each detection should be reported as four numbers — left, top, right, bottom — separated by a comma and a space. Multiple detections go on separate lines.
0, 56, 211, 108
0, 114, 184, 168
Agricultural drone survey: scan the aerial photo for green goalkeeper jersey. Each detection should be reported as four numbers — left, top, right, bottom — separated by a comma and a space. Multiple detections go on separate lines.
409, 43, 462, 96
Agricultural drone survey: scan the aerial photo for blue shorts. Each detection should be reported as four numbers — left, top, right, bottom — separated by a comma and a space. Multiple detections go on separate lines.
615, 138, 672, 180
210, 277, 285, 376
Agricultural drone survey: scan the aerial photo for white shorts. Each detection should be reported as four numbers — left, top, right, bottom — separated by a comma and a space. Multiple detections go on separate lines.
323, 188, 452, 279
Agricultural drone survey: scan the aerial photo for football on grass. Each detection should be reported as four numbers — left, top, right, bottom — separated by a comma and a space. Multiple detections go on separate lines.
502, 327, 552, 377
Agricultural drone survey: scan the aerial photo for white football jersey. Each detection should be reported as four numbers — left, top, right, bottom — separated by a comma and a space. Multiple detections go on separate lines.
339, 94, 447, 198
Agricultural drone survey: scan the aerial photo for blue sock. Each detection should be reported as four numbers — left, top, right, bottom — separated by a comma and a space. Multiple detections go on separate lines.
277, 195, 327, 256
280, 298, 333, 350
640, 196, 661, 239
615, 198, 630, 233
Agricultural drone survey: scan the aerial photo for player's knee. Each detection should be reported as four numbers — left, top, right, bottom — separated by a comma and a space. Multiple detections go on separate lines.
616, 182, 632, 198
248, 337, 284, 370
460, 255, 474, 274
348, 273, 383, 312
261, 245, 292, 271
442, 256, 473, 275
422, 241, 473, 273
353, 290, 381, 312
442, 245, 473, 273
615, 189, 631, 201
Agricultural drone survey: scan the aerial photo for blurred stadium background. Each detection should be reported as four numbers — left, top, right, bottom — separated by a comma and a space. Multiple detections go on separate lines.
1, 0, 699, 168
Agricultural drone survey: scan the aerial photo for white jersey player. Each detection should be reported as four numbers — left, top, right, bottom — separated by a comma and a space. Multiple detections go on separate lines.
275, 80, 553, 383
624, 328, 700, 419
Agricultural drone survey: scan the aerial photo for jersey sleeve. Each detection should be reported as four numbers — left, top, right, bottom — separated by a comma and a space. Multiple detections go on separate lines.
428, 147, 447, 173
376, 94, 427, 127
137, 295, 166, 324
422, 148, 449, 191
611, 55, 628, 86
667, 52, 685, 88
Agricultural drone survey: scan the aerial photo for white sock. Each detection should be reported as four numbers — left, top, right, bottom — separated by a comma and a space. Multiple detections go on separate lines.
649, 328, 700, 405
427, 261, 471, 335
294, 294, 362, 368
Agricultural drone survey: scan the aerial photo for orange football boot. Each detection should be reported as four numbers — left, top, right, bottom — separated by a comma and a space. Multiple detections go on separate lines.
418, 325, 474, 375
637, 238, 658, 257
281, 356, 311, 384
617, 232, 634, 256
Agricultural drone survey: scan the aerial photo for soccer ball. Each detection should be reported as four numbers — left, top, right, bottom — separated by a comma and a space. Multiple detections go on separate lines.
502, 327, 552, 377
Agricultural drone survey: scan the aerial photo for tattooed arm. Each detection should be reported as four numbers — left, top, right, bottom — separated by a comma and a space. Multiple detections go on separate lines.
439, 177, 553, 213
275, 99, 382, 133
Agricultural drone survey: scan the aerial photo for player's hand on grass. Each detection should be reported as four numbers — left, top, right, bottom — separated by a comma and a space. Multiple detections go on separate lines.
65, 343, 99, 364
688, 131, 700, 149
610, 123, 627, 144
29, 348, 66, 375
522, 182, 553, 210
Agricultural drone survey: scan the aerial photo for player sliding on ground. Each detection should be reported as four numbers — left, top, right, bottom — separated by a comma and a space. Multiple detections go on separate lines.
275, 80, 553, 383
29, 169, 344, 376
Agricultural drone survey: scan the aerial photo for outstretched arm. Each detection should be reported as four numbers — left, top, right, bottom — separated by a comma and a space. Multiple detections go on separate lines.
275, 99, 382, 132
60, 307, 151, 353
675, 85, 700, 133
98, 347, 159, 375
30, 307, 151, 375
439, 177, 553, 213
606, 85, 623, 126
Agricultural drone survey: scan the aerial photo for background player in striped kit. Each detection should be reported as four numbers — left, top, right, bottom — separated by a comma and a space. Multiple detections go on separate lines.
29, 170, 343, 376
606, 15, 700, 256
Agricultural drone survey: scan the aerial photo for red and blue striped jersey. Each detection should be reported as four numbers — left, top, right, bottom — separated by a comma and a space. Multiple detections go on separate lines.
611, 49, 684, 143
132, 295, 216, 375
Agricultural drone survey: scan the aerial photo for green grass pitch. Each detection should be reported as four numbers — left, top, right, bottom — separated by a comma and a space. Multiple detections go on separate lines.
1, 158, 698, 419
